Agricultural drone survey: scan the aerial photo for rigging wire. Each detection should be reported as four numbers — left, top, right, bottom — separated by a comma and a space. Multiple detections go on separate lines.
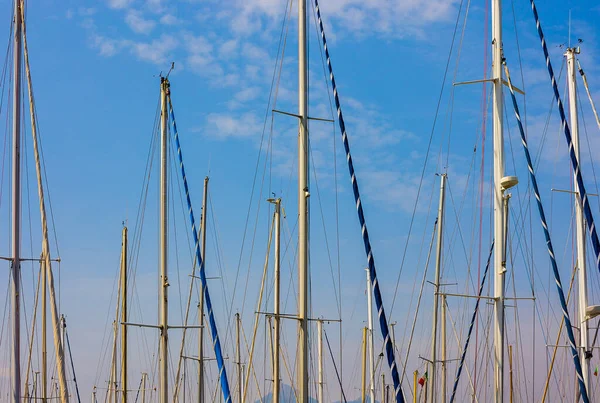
388, 0, 466, 319
169, 93, 232, 402
313, 1, 406, 400
308, 0, 344, 394
449, 241, 493, 403
504, 56, 589, 401
399, 218, 437, 394
223, 0, 292, 355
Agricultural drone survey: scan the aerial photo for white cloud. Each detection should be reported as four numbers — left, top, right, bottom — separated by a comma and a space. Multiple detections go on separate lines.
179, 34, 240, 86
92, 34, 122, 56
219, 39, 238, 59
204, 112, 261, 139
130, 34, 178, 65
184, 33, 213, 56
146, 0, 165, 13
125, 10, 156, 34
235, 87, 260, 102
79, 7, 97, 17
221, 0, 457, 37
227, 87, 261, 109
67, 7, 97, 19
160, 14, 179, 25
84, 19, 126, 57
318, 0, 458, 37
107, 0, 133, 10
183, 34, 215, 71
242, 42, 268, 60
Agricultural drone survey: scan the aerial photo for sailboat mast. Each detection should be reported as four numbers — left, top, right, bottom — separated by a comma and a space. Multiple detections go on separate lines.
142, 373, 147, 403
297, 0, 309, 401
236, 313, 242, 403
492, 0, 506, 399
271, 197, 281, 403
366, 268, 375, 403
121, 226, 128, 403
42, 258, 47, 403
361, 327, 367, 403
198, 177, 208, 403
109, 319, 118, 403
11, 0, 23, 399
428, 174, 446, 403
159, 76, 170, 403
567, 46, 591, 394
317, 320, 323, 403
441, 296, 447, 403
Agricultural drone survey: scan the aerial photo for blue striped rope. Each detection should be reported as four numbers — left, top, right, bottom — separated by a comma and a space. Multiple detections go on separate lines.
314, 2, 405, 402
503, 60, 589, 402
449, 241, 493, 403
530, 0, 600, 283
168, 96, 232, 403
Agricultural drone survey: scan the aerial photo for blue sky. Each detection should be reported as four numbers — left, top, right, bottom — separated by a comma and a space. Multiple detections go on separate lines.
1, 0, 600, 401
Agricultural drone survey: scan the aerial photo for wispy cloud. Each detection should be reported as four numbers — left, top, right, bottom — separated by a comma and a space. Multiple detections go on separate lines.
83, 18, 176, 64
107, 0, 133, 10
67, 7, 97, 20
130, 34, 178, 64
125, 10, 156, 34
159, 14, 179, 25
92, 34, 122, 57
146, 0, 166, 14
220, 0, 458, 38
204, 112, 262, 139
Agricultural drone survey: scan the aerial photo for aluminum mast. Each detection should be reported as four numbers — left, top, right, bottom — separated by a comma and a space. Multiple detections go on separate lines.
297, 0, 309, 400
269, 197, 282, 403
566, 46, 591, 395
159, 77, 170, 403
428, 174, 446, 403
11, 0, 23, 398
198, 177, 208, 403
492, 0, 506, 399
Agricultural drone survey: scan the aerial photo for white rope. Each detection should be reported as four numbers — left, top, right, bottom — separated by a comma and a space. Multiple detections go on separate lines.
577, 60, 600, 131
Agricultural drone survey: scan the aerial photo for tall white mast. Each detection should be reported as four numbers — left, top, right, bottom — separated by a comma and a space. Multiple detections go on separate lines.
567, 46, 591, 394
198, 177, 208, 403
159, 77, 170, 403
11, 0, 23, 399
428, 174, 446, 403
492, 0, 506, 399
366, 268, 375, 403
141, 373, 147, 403
109, 319, 118, 403
121, 227, 128, 403
270, 197, 282, 403
361, 327, 366, 403
297, 0, 309, 400
441, 296, 447, 403
42, 258, 47, 403
236, 313, 242, 403
317, 320, 324, 403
